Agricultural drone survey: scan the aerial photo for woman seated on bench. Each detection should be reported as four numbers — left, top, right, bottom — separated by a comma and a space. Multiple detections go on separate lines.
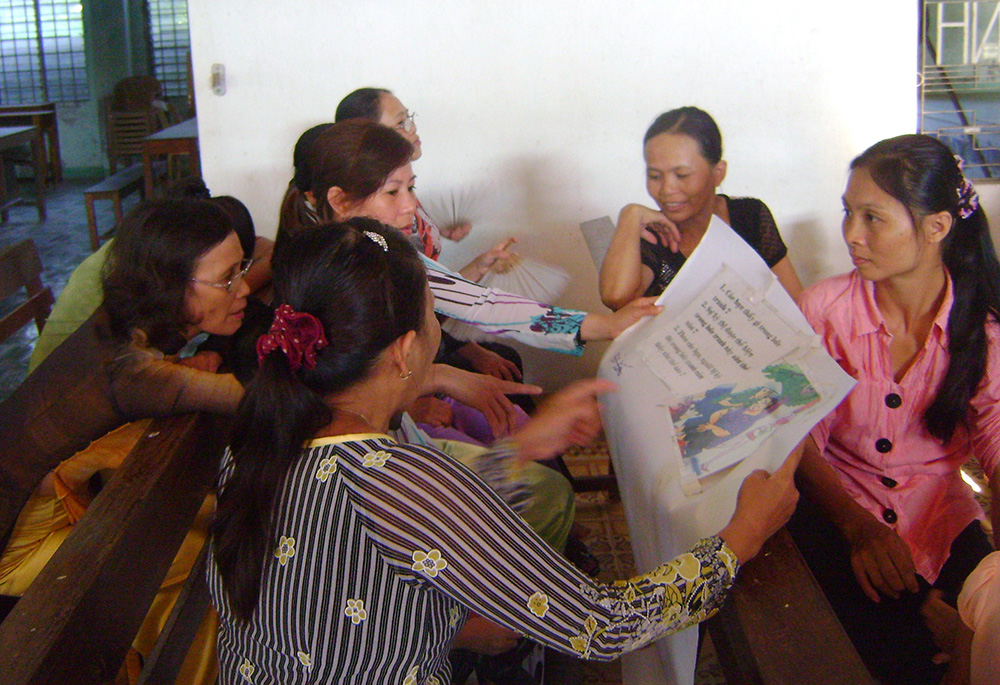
599, 106, 802, 310
0, 198, 252, 683
208, 219, 801, 683
789, 134, 1000, 685
28, 181, 274, 371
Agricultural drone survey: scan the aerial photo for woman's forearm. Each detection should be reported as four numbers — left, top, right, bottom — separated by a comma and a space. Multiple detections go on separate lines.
599, 205, 648, 310
796, 436, 876, 540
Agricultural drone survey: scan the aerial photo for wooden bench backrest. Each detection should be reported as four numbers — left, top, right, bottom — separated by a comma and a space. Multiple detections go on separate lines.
0, 412, 225, 684
706, 527, 876, 684
0, 239, 54, 344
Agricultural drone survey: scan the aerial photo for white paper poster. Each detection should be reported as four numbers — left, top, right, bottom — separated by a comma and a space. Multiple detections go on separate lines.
598, 217, 855, 684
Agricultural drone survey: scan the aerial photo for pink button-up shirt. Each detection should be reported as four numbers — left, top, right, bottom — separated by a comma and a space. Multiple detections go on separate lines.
801, 271, 1000, 582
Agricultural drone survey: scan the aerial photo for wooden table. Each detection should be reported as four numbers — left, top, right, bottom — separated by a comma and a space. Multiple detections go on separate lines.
142, 118, 199, 197
0, 103, 61, 184
0, 126, 46, 222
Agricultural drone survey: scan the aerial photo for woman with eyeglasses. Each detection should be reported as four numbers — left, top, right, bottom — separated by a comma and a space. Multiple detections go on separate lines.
334, 88, 474, 255
0, 198, 254, 683
29, 183, 273, 370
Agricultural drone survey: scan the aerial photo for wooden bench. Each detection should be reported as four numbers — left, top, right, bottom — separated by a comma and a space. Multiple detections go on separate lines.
705, 527, 876, 684
83, 162, 166, 251
0, 238, 54, 346
0, 412, 226, 684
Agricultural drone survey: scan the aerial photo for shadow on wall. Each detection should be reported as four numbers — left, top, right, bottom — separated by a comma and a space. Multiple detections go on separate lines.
501, 155, 613, 388
782, 217, 850, 289
422, 153, 613, 389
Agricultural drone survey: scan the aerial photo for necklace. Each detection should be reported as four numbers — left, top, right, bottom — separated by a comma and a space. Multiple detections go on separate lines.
337, 406, 378, 432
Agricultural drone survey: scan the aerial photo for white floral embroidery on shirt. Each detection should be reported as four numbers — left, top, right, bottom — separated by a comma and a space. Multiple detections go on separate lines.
344, 598, 368, 624
427, 676, 441, 685
411, 548, 448, 577
239, 657, 255, 682
402, 665, 420, 685
527, 591, 549, 618
296, 651, 312, 667
275, 536, 296, 566
362, 450, 390, 468
315, 456, 338, 482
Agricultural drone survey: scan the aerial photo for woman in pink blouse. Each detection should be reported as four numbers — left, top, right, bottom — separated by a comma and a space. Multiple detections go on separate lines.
790, 134, 999, 684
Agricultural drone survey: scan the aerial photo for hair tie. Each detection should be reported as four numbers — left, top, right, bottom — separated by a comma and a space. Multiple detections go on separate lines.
363, 230, 388, 252
256, 304, 329, 371
954, 155, 980, 220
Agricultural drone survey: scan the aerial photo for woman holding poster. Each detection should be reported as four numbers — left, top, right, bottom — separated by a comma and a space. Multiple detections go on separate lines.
792, 134, 1000, 685
600, 106, 803, 309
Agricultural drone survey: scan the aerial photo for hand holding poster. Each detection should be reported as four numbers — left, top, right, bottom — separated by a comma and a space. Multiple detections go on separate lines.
598, 217, 855, 683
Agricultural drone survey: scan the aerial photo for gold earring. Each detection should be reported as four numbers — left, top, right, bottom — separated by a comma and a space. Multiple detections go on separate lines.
400, 370, 413, 379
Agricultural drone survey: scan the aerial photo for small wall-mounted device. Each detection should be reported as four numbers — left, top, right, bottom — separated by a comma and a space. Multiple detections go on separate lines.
211, 63, 226, 96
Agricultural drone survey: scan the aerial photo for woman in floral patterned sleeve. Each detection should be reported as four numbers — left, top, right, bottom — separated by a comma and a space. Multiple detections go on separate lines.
207, 219, 800, 684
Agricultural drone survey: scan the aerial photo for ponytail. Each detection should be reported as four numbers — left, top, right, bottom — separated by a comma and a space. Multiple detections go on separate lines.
213, 353, 331, 621
212, 219, 426, 620
926, 204, 1000, 442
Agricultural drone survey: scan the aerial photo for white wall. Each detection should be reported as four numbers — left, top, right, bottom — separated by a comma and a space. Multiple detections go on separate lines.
187, 0, 917, 388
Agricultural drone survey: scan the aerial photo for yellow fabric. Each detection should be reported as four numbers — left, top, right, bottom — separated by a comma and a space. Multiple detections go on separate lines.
0, 419, 217, 684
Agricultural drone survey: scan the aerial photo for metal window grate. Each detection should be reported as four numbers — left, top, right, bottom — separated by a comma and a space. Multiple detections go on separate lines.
920, 1, 1000, 178
0, 0, 87, 104
147, 0, 190, 99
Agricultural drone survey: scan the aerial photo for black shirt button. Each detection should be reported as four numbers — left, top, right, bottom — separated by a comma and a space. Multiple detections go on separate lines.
881, 476, 898, 488
875, 438, 893, 453
885, 393, 902, 409
883, 509, 898, 524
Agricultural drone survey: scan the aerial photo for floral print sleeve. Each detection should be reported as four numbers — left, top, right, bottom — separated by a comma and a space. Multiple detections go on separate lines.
343, 441, 738, 660
420, 254, 586, 356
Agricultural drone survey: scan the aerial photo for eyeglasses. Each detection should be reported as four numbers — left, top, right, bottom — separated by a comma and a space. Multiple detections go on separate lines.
396, 111, 416, 134
190, 259, 254, 293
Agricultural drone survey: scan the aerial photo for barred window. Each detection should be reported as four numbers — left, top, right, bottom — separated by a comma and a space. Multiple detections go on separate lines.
0, 0, 87, 104
146, 0, 190, 99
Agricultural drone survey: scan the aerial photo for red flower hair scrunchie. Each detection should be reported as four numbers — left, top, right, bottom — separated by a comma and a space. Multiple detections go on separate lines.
256, 304, 329, 371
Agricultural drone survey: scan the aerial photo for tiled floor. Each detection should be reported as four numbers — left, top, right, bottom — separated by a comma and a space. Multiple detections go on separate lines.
0, 175, 126, 402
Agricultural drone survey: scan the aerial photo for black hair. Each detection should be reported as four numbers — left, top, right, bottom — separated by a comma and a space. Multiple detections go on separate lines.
644, 106, 723, 164
335, 87, 390, 123
102, 199, 233, 350
212, 218, 427, 621
164, 175, 211, 199
292, 123, 334, 193
211, 195, 256, 257
852, 134, 999, 443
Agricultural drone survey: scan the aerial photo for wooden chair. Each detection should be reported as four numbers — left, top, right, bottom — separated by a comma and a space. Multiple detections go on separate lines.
104, 76, 169, 174
0, 239, 54, 344
105, 109, 162, 175
110, 76, 164, 112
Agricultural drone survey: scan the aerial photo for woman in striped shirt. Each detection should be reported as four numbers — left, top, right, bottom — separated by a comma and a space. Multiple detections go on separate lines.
208, 219, 800, 684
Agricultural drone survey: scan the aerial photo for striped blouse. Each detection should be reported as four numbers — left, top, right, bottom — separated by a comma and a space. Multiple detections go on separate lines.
206, 434, 738, 684
420, 254, 587, 356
